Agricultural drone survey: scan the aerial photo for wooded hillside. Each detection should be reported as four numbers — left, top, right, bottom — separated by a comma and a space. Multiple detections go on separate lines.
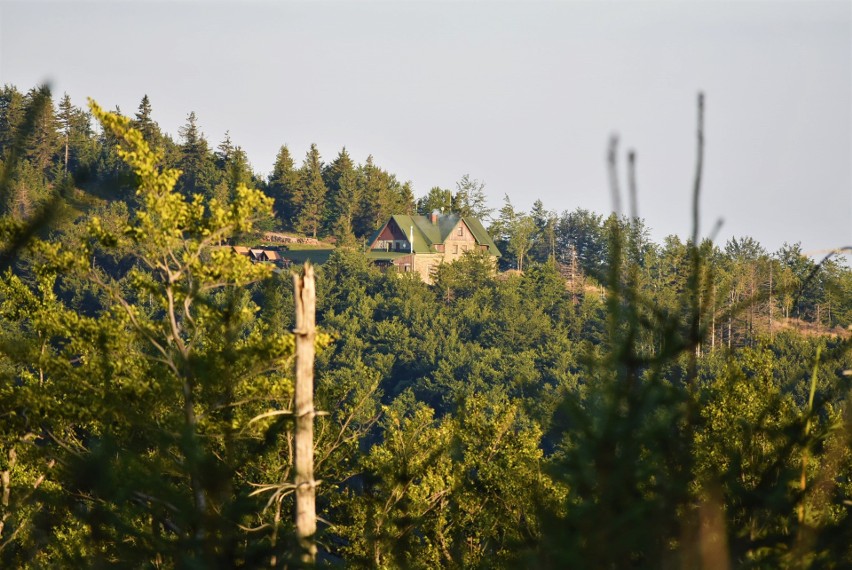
0, 85, 850, 567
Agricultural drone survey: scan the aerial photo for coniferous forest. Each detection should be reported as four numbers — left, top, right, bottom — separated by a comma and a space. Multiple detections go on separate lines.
0, 85, 850, 568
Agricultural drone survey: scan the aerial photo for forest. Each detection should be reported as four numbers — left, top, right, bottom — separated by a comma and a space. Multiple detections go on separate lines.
0, 84, 850, 568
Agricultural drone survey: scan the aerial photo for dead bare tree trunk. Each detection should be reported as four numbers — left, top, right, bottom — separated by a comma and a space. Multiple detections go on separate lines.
293, 263, 317, 565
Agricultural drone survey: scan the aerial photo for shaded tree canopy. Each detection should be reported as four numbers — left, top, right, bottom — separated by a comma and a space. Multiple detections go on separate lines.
0, 84, 849, 568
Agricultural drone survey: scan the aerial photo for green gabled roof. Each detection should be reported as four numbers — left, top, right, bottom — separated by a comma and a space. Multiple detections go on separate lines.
462, 216, 502, 257
396, 215, 436, 254
368, 213, 501, 257
367, 215, 434, 254
418, 213, 501, 257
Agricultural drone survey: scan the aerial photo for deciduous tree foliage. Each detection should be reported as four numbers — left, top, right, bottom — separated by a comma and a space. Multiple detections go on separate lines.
0, 84, 849, 568
0, 101, 299, 566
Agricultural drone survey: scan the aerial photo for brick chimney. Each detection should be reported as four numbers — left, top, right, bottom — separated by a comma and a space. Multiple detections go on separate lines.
430, 210, 439, 224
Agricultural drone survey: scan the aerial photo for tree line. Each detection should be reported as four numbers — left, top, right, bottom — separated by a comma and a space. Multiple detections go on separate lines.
0, 85, 416, 244
0, 85, 850, 567
2, 83, 846, 335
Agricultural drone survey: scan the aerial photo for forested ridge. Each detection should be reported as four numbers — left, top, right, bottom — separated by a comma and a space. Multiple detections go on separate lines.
0, 85, 850, 567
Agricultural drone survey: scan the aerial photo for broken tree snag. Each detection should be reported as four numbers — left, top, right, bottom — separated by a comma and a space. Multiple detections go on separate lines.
293, 262, 317, 564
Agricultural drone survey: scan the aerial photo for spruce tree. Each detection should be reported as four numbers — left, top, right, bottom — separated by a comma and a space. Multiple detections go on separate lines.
0, 85, 25, 158
58, 93, 94, 175
296, 143, 327, 239
529, 199, 557, 263
215, 130, 233, 170
267, 144, 299, 229
23, 86, 61, 173
555, 208, 607, 274
323, 147, 359, 240
355, 155, 387, 236
58, 93, 74, 172
397, 180, 415, 215
489, 195, 518, 247
177, 111, 215, 198
132, 94, 161, 147
226, 146, 253, 195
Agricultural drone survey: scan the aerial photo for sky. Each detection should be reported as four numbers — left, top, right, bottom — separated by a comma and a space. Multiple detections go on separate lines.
0, 0, 850, 259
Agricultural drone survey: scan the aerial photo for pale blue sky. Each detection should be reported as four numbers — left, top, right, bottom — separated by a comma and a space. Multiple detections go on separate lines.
1, 0, 849, 258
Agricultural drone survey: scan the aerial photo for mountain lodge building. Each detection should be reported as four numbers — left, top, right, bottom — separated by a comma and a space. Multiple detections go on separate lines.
366, 212, 501, 283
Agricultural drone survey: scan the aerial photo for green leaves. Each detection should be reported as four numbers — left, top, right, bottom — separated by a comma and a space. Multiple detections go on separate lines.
0, 83, 850, 567
339, 393, 549, 569
0, 100, 304, 566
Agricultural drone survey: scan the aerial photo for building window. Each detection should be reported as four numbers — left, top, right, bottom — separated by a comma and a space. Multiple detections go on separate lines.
453, 244, 459, 254
457, 226, 463, 236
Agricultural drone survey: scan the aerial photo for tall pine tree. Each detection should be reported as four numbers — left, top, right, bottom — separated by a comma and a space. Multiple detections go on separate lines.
267, 144, 299, 229
0, 85, 25, 159
132, 95, 162, 148
177, 111, 215, 198
323, 147, 359, 242
296, 143, 327, 239
23, 86, 61, 173
215, 130, 233, 170
58, 93, 94, 175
